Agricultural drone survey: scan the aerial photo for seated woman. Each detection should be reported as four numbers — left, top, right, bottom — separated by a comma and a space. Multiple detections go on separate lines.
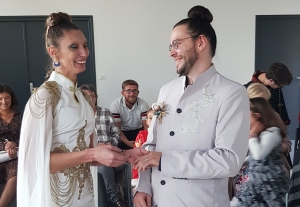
0, 84, 22, 207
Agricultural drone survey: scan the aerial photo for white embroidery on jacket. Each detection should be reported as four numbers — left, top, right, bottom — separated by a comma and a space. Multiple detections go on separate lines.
177, 84, 216, 134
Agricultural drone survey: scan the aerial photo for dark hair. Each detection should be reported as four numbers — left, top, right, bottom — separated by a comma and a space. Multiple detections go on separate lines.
0, 84, 19, 109
265, 62, 293, 86
174, 5, 217, 57
79, 84, 98, 105
250, 97, 285, 137
122, 79, 139, 90
44, 12, 80, 79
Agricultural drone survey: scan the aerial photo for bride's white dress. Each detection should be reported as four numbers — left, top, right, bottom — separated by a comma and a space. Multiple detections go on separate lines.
17, 71, 96, 207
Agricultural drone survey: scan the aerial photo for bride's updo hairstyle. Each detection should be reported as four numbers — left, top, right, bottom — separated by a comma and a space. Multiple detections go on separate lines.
174, 5, 217, 57
45, 12, 78, 48
44, 12, 79, 78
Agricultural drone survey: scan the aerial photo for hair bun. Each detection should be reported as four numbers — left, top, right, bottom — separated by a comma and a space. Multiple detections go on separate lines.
187, 5, 213, 23
45, 12, 72, 28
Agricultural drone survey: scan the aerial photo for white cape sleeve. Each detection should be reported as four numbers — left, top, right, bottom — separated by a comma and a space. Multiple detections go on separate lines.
17, 83, 58, 207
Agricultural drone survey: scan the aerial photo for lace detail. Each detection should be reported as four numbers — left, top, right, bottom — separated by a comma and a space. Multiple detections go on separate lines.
177, 84, 216, 134
50, 120, 94, 206
29, 81, 61, 118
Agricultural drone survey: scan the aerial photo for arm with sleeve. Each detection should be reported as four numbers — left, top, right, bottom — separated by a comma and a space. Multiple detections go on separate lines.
249, 127, 281, 160
108, 111, 120, 146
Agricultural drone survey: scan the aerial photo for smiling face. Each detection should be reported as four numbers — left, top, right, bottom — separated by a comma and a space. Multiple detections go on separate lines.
169, 25, 199, 76
49, 29, 89, 81
0, 92, 12, 111
121, 84, 139, 106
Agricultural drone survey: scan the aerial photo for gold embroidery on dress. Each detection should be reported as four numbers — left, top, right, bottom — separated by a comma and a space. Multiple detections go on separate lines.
29, 81, 60, 118
50, 120, 94, 207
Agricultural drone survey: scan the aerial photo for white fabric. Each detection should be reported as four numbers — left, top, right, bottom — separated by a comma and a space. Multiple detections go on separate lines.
0, 151, 18, 163
17, 71, 95, 207
249, 127, 281, 160
136, 65, 250, 207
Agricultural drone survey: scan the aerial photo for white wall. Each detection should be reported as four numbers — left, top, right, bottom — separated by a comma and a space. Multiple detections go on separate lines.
1, 0, 300, 108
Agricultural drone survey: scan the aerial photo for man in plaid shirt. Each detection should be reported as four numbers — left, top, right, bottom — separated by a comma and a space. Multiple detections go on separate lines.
79, 84, 128, 207
95, 107, 120, 146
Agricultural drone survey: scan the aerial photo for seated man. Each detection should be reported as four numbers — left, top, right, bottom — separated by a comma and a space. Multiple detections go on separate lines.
110, 79, 149, 150
79, 84, 128, 207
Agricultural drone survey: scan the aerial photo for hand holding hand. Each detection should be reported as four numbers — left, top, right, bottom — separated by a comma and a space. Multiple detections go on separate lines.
133, 151, 162, 172
125, 147, 149, 164
93, 144, 125, 167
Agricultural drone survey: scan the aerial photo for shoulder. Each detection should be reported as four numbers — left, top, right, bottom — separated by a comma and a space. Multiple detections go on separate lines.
28, 81, 62, 118
161, 76, 184, 90
97, 106, 111, 113
110, 97, 122, 107
31, 81, 61, 102
14, 111, 23, 119
244, 81, 253, 88
137, 97, 149, 107
261, 127, 281, 139
212, 73, 247, 99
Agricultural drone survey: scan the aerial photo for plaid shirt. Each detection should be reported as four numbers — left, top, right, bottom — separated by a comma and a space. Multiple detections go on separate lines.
95, 106, 120, 146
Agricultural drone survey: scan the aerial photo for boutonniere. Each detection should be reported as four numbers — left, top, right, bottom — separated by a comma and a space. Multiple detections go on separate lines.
152, 101, 166, 124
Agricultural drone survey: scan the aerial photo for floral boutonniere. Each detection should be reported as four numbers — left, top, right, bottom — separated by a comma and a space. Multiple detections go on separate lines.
152, 101, 166, 124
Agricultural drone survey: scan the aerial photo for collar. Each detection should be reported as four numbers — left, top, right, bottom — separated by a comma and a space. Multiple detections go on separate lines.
48, 71, 78, 93
121, 97, 138, 108
183, 64, 217, 90
252, 70, 265, 83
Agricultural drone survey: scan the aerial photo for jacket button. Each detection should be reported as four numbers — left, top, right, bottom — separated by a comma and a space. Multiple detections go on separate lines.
169, 131, 175, 136
176, 108, 182, 113
160, 180, 166, 185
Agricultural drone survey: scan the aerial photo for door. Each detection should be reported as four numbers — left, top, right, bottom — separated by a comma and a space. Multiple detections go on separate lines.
0, 16, 96, 111
255, 15, 300, 162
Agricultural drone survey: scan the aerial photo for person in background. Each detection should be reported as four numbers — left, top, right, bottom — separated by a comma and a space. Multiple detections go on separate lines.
110, 80, 149, 150
80, 84, 128, 207
133, 5, 249, 207
131, 108, 154, 188
244, 62, 293, 125
231, 98, 289, 207
0, 84, 22, 207
229, 82, 292, 199
247, 83, 291, 176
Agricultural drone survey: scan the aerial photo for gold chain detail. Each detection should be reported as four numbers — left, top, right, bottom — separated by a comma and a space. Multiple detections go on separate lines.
50, 120, 94, 206
29, 81, 60, 118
